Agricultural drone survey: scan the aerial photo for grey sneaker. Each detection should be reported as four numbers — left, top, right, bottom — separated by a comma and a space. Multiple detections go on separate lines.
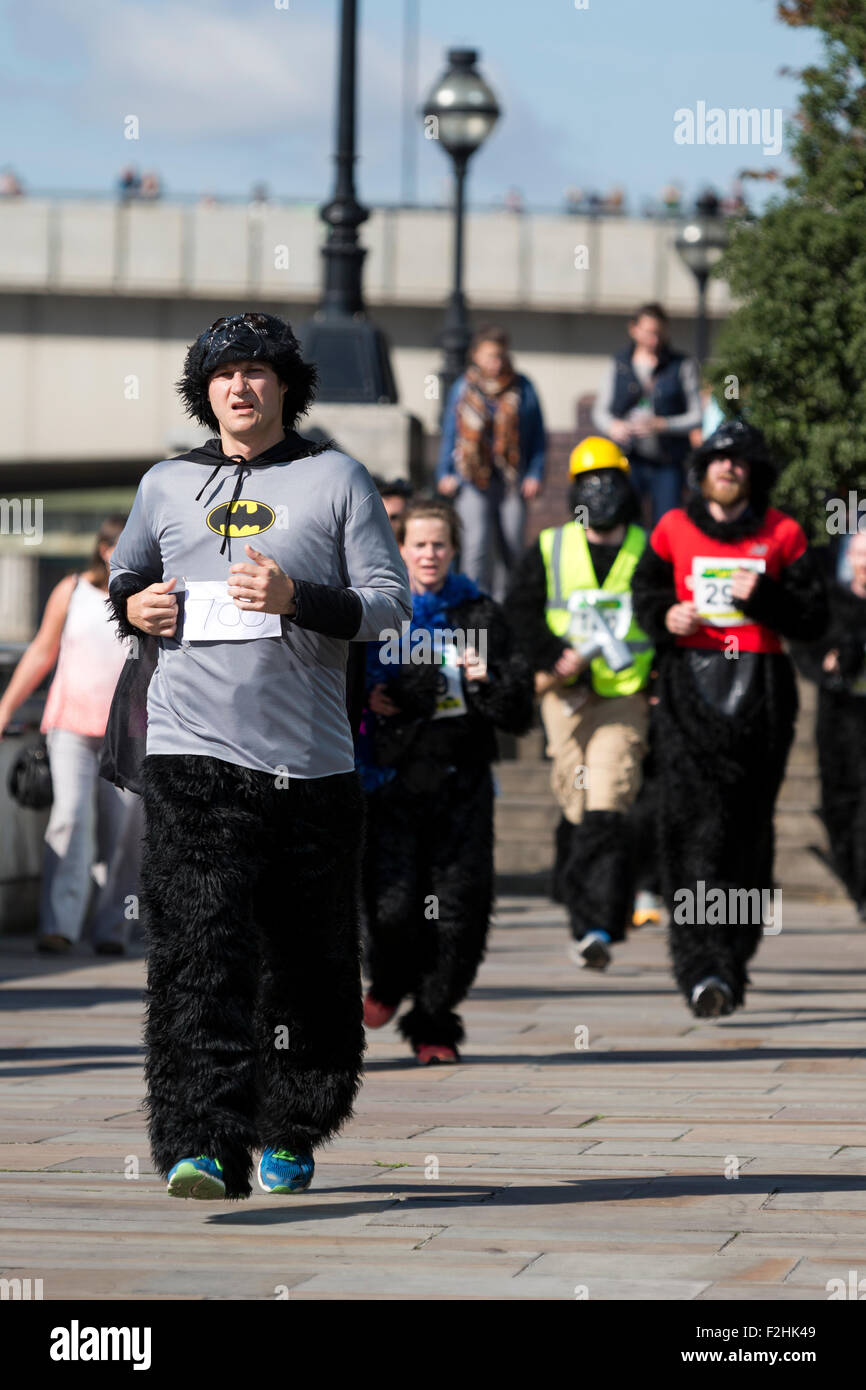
569, 931, 612, 971
690, 976, 734, 1018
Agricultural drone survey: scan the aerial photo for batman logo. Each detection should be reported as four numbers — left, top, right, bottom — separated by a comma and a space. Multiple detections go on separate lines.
206, 498, 275, 538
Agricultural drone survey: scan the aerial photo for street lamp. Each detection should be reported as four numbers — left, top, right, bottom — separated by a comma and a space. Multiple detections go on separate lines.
422, 49, 500, 413
302, 0, 397, 403
674, 216, 729, 366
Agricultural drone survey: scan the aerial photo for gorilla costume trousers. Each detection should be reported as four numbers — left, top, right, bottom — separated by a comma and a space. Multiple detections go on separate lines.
653, 655, 796, 1008
362, 762, 494, 1048
139, 753, 365, 1200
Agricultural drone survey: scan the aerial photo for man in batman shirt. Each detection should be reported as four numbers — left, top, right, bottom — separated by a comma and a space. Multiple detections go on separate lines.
105, 313, 411, 1201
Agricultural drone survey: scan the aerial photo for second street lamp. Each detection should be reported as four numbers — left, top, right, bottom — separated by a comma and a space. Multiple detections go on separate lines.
422, 49, 500, 416
674, 215, 729, 367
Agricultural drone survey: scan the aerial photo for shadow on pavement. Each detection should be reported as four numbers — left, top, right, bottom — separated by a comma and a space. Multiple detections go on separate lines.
207, 1170, 866, 1225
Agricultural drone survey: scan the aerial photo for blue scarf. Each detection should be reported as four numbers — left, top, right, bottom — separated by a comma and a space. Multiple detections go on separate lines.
355, 570, 482, 791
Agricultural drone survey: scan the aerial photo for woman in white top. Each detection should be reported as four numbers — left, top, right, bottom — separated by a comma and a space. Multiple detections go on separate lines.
0, 516, 142, 954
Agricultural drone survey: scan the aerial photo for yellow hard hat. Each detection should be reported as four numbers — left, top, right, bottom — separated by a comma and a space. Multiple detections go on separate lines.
569, 436, 630, 477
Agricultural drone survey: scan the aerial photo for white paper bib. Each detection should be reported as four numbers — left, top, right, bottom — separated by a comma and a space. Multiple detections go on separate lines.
691, 556, 766, 628
181, 579, 282, 643
431, 643, 468, 720
566, 589, 632, 647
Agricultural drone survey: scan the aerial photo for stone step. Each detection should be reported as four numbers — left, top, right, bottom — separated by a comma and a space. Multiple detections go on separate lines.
494, 833, 555, 875
495, 800, 561, 836
773, 848, 846, 899
494, 761, 553, 797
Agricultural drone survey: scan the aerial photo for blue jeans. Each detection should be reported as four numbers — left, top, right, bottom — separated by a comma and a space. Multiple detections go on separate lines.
627, 456, 685, 528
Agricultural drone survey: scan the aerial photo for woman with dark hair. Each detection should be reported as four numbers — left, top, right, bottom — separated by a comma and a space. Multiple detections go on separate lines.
437, 326, 547, 602
0, 516, 143, 954
357, 498, 533, 1063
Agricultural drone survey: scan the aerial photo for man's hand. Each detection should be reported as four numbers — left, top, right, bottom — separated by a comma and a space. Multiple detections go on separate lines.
535, 646, 589, 694
126, 578, 179, 636
823, 649, 840, 674
665, 601, 700, 636
521, 477, 542, 501
554, 646, 587, 680
731, 567, 760, 604
437, 475, 460, 497
607, 420, 632, 446
459, 645, 489, 683
368, 683, 400, 716
227, 545, 296, 615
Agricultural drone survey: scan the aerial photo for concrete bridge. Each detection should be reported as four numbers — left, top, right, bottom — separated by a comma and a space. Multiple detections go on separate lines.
0, 197, 731, 471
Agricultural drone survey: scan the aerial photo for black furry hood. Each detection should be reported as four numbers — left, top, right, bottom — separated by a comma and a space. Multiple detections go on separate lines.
175, 429, 332, 469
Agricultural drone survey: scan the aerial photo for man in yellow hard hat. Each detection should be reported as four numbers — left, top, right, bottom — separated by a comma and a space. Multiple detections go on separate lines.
507, 437, 654, 968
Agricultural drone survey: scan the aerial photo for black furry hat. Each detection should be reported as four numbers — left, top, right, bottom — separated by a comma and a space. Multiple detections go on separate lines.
176, 312, 318, 433
688, 417, 774, 477
686, 417, 776, 507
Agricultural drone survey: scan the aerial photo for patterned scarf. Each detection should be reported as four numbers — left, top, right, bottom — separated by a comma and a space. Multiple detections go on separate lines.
455, 363, 522, 491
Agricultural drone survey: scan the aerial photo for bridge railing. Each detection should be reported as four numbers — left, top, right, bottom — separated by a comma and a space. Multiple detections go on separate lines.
0, 199, 732, 315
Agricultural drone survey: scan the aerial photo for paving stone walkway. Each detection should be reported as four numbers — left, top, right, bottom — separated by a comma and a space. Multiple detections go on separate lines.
1, 898, 865, 1301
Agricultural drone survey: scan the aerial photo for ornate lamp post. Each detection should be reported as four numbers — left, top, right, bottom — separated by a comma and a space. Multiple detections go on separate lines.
303, 0, 396, 403
422, 49, 500, 414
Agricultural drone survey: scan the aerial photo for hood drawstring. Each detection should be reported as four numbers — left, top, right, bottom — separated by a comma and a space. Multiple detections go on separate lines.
194, 452, 251, 557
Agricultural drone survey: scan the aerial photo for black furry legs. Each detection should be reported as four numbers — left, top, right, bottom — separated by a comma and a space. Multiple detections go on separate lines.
363, 765, 495, 1050
562, 810, 634, 944
668, 914, 762, 1009
139, 755, 364, 1199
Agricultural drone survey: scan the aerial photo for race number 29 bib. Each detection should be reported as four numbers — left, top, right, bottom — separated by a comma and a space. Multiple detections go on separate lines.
181, 579, 282, 643
691, 556, 766, 628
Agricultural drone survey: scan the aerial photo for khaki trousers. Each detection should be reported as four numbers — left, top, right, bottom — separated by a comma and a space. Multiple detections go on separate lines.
540, 685, 649, 825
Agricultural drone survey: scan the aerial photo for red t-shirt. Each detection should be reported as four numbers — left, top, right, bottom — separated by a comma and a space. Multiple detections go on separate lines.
650, 507, 808, 652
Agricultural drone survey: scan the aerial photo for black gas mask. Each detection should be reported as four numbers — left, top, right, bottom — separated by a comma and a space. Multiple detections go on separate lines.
569, 468, 637, 532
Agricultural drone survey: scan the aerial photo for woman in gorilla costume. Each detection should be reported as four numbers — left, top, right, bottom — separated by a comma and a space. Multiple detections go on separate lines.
631, 419, 827, 1017
357, 498, 533, 1062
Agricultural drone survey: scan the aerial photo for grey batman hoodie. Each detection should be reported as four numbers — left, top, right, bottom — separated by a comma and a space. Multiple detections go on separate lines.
108, 431, 412, 778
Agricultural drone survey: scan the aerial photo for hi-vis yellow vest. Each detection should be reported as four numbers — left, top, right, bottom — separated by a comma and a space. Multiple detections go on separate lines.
538, 522, 653, 697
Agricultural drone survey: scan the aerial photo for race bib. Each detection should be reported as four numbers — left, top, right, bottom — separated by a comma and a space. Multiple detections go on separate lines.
566, 589, 632, 646
431, 643, 467, 720
692, 557, 766, 628
181, 579, 282, 643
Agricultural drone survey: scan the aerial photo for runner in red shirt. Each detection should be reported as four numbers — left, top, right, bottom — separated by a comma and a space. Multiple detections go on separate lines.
632, 420, 827, 1017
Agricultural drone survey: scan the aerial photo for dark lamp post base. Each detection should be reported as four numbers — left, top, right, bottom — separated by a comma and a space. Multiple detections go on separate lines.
302, 317, 398, 405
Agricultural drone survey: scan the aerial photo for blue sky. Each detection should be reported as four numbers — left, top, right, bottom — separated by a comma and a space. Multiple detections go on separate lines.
0, 0, 822, 211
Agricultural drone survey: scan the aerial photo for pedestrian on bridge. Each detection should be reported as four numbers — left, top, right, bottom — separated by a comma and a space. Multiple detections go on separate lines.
437, 326, 546, 603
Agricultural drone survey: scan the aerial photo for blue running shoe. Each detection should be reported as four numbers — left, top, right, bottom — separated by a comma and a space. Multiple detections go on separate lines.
257, 1147, 315, 1194
166, 1154, 225, 1200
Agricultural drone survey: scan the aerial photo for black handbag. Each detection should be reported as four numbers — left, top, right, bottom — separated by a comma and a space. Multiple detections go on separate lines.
7, 739, 53, 809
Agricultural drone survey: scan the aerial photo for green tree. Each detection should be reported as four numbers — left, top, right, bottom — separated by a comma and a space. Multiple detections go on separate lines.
708, 0, 866, 538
